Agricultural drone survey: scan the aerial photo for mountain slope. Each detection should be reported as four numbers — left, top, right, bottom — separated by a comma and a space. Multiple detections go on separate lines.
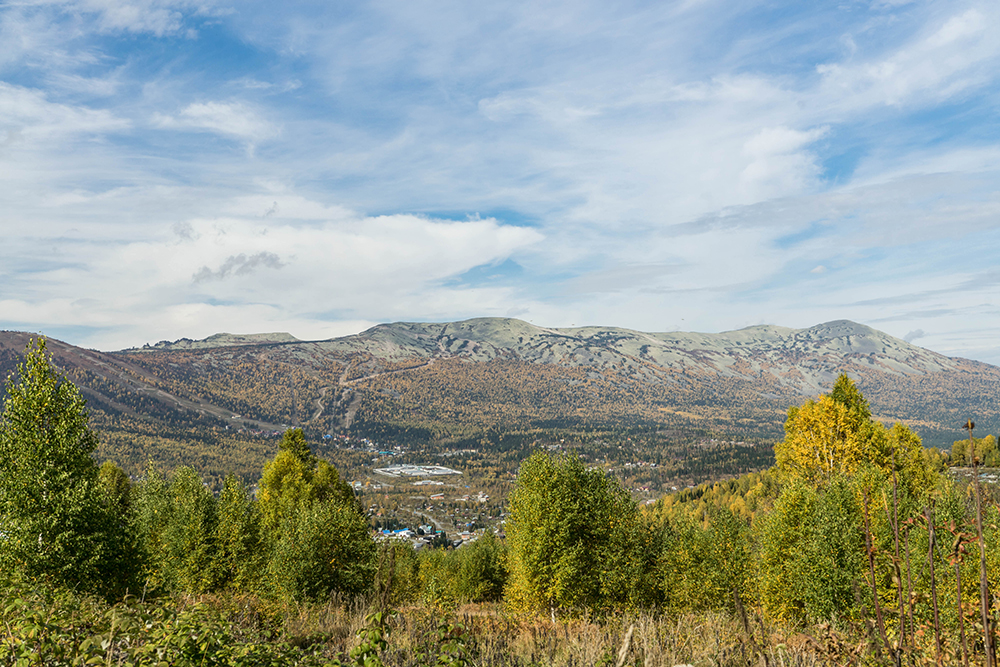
106, 318, 1000, 445
298, 318, 958, 394
1, 318, 996, 481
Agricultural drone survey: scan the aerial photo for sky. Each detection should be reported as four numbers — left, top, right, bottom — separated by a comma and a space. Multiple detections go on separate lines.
2, 1, 1000, 364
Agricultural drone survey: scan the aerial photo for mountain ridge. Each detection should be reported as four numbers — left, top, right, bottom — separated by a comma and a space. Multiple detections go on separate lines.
142, 332, 301, 350
240, 317, 958, 396
136, 317, 944, 369
108, 316, 997, 446
1, 318, 996, 478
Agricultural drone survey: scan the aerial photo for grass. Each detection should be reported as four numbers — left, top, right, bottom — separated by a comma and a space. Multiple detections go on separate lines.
3, 580, 989, 666
274, 600, 843, 666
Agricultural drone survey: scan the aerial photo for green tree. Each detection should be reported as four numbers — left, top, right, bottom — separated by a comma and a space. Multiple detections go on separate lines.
259, 429, 374, 600
753, 476, 865, 623
97, 461, 132, 516
885, 421, 940, 497
276, 427, 315, 467
830, 372, 872, 420
163, 467, 220, 594
418, 546, 458, 612
0, 339, 135, 596
373, 538, 422, 607
132, 463, 172, 591
505, 450, 640, 619
452, 532, 508, 603
132, 465, 221, 594
214, 473, 264, 592
655, 507, 751, 613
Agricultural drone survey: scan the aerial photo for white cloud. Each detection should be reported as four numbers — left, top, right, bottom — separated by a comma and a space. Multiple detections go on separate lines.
0, 193, 544, 348
4, 0, 1000, 366
816, 7, 1000, 109
0, 82, 130, 141
738, 126, 829, 200
153, 101, 276, 143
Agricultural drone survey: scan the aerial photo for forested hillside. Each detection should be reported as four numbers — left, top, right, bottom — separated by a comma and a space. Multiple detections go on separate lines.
108, 318, 1000, 448
1, 317, 997, 489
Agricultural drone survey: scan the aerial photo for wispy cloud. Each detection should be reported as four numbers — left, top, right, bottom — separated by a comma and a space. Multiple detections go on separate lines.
0, 82, 130, 140
153, 101, 276, 143
815, 8, 999, 109
20, 0, 226, 37
2, 0, 1000, 365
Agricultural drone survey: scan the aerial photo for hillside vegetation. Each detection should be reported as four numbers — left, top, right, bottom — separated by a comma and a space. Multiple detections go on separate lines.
1, 317, 997, 488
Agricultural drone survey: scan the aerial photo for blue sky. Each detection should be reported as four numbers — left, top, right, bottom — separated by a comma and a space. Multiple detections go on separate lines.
2, 1, 1000, 364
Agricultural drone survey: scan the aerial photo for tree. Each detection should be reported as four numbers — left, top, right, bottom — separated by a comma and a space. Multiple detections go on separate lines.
655, 507, 751, 613
214, 473, 264, 593
97, 461, 132, 517
505, 450, 640, 619
132, 463, 172, 591
754, 476, 865, 623
132, 465, 221, 594
164, 467, 221, 594
951, 434, 999, 467
775, 374, 938, 493
0, 339, 135, 595
774, 374, 875, 484
267, 497, 375, 600
830, 373, 872, 421
276, 427, 315, 467
452, 532, 508, 603
258, 428, 374, 600
776, 393, 865, 483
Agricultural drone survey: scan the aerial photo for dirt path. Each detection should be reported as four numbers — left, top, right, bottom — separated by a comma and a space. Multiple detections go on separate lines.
335, 358, 436, 429
342, 389, 363, 430
340, 359, 435, 385
309, 385, 332, 423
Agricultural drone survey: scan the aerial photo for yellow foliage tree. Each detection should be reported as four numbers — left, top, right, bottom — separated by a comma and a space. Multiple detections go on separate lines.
258, 429, 374, 600
776, 394, 866, 484
951, 433, 998, 467
775, 375, 938, 494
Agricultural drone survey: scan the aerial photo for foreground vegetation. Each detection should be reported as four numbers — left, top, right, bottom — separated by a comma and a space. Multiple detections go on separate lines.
4, 338, 1000, 665
0, 581, 873, 666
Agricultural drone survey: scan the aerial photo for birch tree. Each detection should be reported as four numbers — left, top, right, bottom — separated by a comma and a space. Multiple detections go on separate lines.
505, 450, 640, 619
0, 339, 135, 595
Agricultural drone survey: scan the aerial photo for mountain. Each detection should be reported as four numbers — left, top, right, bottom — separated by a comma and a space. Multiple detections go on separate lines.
274, 317, 992, 446
1, 319, 996, 482
144, 332, 300, 350
308, 318, 958, 394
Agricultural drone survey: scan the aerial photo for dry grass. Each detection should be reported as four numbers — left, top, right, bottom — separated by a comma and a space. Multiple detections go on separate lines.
267, 599, 853, 666
174, 592, 998, 666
